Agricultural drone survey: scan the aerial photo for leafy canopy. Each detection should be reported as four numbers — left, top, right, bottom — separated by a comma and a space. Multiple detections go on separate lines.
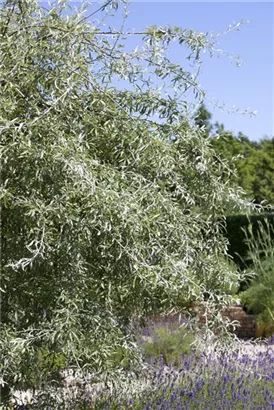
0, 0, 255, 401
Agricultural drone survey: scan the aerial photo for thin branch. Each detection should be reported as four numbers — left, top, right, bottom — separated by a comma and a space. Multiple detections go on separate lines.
6, 25, 170, 39
93, 30, 148, 36
8, 227, 45, 270
0, 1, 15, 37
77, 0, 113, 25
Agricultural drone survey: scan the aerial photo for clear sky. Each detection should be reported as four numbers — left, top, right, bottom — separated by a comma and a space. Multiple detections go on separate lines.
121, 1, 274, 141
53, 1, 274, 141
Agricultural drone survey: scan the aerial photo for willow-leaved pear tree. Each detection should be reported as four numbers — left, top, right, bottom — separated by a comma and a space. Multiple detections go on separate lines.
0, 0, 255, 404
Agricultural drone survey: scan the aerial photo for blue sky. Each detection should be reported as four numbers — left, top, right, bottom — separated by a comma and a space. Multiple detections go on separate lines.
59, 1, 273, 141
121, 1, 273, 141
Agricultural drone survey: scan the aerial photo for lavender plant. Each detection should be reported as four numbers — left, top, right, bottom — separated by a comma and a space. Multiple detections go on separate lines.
20, 343, 274, 409
88, 346, 274, 409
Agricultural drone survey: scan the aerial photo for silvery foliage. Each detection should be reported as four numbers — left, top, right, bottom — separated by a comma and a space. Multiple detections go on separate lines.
0, 0, 258, 403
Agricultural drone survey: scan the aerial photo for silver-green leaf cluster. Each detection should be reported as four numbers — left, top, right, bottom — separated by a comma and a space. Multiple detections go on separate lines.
0, 0, 255, 403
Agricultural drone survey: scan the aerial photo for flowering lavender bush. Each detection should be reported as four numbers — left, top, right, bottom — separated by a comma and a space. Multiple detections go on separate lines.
15, 342, 274, 409
87, 344, 274, 410
9, 326, 274, 409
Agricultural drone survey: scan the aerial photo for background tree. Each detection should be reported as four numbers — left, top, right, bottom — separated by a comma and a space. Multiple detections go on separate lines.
212, 133, 274, 207
194, 103, 213, 134
0, 0, 254, 405
194, 104, 274, 207
247, 138, 274, 205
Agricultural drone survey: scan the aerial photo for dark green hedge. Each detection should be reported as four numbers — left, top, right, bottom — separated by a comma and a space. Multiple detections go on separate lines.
224, 213, 274, 270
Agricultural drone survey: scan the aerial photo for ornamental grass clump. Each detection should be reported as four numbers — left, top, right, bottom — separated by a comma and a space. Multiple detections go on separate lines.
240, 219, 274, 336
138, 319, 196, 367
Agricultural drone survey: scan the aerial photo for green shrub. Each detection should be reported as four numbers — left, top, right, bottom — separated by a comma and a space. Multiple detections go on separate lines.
140, 323, 196, 367
108, 347, 131, 370
24, 347, 67, 390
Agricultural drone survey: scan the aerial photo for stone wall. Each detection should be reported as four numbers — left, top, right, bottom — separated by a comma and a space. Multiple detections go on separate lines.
197, 304, 257, 339
150, 304, 257, 340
